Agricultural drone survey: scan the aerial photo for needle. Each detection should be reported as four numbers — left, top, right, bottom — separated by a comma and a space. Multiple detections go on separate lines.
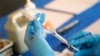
44, 20, 79, 51
47, 28, 79, 51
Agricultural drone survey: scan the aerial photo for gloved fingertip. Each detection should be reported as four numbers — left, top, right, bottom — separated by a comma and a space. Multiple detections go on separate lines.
39, 13, 45, 24
94, 34, 100, 38
41, 13, 45, 15
69, 31, 91, 41
82, 31, 92, 35
79, 31, 92, 36
36, 13, 41, 17
92, 34, 100, 45
40, 13, 45, 18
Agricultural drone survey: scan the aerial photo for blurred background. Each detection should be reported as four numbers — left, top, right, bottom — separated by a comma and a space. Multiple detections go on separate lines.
0, 0, 100, 56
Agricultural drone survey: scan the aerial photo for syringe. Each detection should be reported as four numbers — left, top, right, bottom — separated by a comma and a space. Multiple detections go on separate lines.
44, 20, 79, 52
47, 28, 79, 51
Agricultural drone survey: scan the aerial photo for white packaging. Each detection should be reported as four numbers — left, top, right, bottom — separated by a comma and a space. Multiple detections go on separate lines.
5, 0, 38, 54
5, 9, 29, 54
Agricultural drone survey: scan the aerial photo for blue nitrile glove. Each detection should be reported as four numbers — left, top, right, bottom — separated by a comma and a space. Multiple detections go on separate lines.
69, 31, 100, 56
24, 13, 55, 56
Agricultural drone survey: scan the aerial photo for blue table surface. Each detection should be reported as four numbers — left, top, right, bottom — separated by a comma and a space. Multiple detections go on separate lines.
0, 0, 100, 56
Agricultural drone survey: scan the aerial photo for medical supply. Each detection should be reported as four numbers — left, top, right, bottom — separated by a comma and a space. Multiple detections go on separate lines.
44, 20, 79, 51
5, 0, 38, 54
5, 9, 29, 54
0, 39, 13, 56
58, 20, 79, 34
23, 0, 79, 52
48, 29, 79, 51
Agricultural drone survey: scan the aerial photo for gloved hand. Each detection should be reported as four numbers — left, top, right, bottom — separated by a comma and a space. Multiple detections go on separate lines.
69, 31, 100, 56
24, 13, 55, 56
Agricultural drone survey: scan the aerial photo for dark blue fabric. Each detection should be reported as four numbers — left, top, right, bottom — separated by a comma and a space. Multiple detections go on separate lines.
33, 0, 53, 8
